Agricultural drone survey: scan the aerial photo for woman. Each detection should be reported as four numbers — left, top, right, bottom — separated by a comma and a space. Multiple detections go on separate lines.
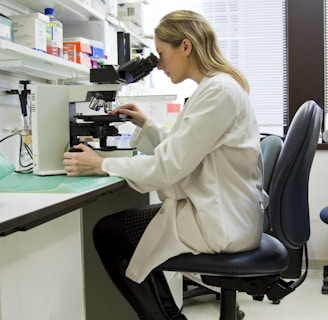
63, 10, 266, 320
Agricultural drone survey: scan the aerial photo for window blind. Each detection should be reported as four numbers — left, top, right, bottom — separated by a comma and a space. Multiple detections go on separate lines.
143, 0, 287, 135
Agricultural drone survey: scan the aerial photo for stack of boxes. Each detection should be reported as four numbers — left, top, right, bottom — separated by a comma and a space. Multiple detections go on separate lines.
74, 0, 118, 18
63, 37, 92, 68
0, 0, 147, 68
117, 2, 144, 36
1, 10, 107, 69
90, 40, 105, 68
63, 37, 105, 68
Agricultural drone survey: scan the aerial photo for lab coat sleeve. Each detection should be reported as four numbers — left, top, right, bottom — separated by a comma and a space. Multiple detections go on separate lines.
129, 117, 170, 155
102, 79, 242, 193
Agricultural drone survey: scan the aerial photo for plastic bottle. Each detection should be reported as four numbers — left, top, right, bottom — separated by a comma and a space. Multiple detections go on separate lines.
44, 8, 63, 58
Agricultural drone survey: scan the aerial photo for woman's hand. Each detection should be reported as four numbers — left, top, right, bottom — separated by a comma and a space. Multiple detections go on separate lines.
111, 103, 146, 127
63, 144, 107, 177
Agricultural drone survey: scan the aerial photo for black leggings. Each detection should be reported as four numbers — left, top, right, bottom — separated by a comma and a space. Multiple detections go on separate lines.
93, 203, 188, 319
93, 203, 162, 269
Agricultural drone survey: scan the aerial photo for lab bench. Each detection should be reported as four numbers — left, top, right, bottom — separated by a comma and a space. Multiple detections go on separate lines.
0, 173, 148, 320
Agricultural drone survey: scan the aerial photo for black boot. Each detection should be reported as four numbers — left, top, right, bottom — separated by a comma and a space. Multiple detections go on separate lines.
105, 259, 170, 320
153, 271, 188, 320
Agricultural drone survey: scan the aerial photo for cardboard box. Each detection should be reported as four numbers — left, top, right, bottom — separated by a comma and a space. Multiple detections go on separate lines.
0, 13, 13, 42
63, 37, 92, 54
11, 13, 49, 52
63, 43, 77, 63
76, 52, 92, 68
90, 40, 105, 59
117, 2, 144, 27
63, 20, 114, 63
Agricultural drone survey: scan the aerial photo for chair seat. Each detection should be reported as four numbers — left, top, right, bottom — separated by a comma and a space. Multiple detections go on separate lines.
157, 233, 289, 277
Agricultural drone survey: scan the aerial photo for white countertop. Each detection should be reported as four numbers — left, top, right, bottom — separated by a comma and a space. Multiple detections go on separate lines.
0, 175, 126, 236
0, 193, 73, 223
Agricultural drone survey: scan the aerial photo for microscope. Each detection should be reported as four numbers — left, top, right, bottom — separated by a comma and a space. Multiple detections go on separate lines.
70, 52, 158, 151
31, 53, 158, 175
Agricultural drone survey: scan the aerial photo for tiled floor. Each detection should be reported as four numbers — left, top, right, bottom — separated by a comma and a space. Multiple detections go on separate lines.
182, 270, 327, 320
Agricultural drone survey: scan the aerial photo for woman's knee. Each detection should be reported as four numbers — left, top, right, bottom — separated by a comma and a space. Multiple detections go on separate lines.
93, 212, 134, 264
93, 215, 113, 247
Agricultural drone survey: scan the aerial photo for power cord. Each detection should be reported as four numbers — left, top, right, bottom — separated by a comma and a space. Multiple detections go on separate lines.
0, 133, 33, 174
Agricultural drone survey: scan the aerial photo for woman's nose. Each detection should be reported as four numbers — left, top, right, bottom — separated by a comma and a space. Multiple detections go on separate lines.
156, 57, 163, 70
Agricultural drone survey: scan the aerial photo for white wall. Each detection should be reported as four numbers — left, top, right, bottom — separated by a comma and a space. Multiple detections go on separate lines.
308, 150, 328, 268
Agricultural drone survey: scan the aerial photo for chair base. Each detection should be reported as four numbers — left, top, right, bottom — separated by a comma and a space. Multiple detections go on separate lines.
322, 265, 328, 294
183, 278, 245, 320
219, 289, 245, 320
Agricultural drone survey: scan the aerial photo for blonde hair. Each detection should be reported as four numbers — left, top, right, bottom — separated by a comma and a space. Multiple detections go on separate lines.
155, 10, 249, 93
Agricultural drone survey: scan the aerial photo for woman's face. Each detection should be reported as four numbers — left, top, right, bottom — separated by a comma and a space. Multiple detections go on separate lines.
155, 37, 192, 84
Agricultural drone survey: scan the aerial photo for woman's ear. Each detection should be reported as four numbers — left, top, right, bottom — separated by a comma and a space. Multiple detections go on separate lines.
182, 38, 192, 56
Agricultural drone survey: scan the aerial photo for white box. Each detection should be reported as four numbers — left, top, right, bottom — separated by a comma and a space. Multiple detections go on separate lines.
107, 0, 117, 16
117, 2, 144, 27
11, 13, 49, 53
63, 20, 118, 64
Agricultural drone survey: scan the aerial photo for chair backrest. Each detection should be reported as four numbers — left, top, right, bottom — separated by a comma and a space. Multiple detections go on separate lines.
260, 135, 283, 193
269, 100, 322, 249
260, 135, 284, 232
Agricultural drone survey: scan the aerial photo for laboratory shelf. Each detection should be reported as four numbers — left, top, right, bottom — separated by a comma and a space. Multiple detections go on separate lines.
0, 0, 150, 81
8, 0, 149, 47
0, 40, 90, 81
106, 15, 149, 48
10, 0, 105, 23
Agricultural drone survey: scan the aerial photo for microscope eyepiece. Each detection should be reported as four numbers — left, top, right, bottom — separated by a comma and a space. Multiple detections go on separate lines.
88, 53, 159, 113
140, 52, 159, 72
118, 53, 159, 84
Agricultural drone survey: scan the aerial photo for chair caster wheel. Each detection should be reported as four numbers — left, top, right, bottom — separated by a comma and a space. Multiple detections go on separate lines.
253, 294, 264, 301
322, 274, 328, 294
323, 265, 328, 277
237, 309, 245, 320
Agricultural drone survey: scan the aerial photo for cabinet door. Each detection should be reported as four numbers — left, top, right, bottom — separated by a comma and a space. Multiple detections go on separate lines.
0, 210, 86, 320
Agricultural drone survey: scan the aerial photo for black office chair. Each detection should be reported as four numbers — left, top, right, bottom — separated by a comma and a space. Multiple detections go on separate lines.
260, 134, 284, 232
157, 100, 322, 320
319, 207, 328, 294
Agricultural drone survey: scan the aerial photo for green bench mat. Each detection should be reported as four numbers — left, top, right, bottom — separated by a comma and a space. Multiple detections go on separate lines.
0, 173, 123, 193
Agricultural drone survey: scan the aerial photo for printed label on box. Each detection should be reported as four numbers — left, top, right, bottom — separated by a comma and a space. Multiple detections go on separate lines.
0, 24, 10, 39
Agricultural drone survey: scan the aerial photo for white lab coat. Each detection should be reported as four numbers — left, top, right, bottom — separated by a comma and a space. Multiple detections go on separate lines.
102, 74, 265, 283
